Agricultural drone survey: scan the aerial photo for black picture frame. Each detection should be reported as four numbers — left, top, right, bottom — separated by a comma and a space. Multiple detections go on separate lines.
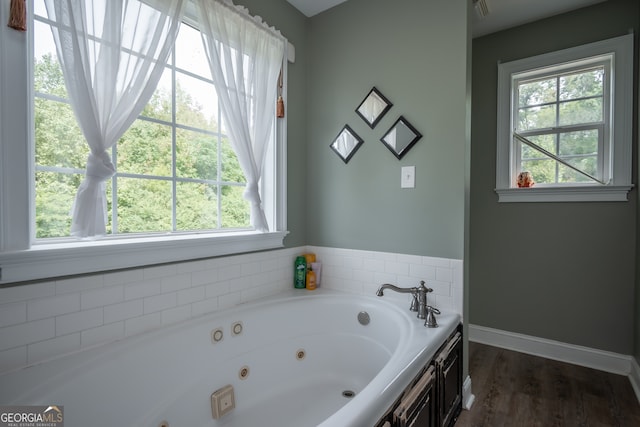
380, 116, 422, 160
355, 87, 393, 129
330, 124, 364, 164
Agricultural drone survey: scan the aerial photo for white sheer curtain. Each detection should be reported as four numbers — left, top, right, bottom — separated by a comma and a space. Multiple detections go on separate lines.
196, 0, 285, 232
44, 0, 185, 238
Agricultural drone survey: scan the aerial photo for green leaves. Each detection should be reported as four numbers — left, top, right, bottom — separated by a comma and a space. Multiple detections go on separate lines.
34, 54, 249, 238
516, 66, 604, 185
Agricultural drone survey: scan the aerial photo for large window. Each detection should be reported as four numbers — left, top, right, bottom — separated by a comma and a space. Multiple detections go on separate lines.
495, 34, 633, 202
34, 6, 249, 239
0, 1, 288, 284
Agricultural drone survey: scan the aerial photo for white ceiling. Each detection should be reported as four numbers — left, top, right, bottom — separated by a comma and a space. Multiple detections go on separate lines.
286, 0, 349, 18
286, 0, 607, 38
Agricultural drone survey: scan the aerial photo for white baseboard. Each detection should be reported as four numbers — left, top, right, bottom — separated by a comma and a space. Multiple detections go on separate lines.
630, 357, 640, 404
468, 324, 640, 405
462, 375, 475, 410
469, 324, 632, 376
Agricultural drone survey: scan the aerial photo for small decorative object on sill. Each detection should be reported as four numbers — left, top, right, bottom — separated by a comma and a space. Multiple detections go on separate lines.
516, 171, 535, 188
8, 0, 27, 32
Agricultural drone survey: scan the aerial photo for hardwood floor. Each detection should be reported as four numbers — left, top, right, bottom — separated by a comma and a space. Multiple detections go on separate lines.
455, 342, 640, 427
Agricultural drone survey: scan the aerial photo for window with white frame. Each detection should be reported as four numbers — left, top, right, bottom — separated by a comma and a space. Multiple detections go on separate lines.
495, 34, 633, 202
0, 1, 289, 284
33, 8, 250, 238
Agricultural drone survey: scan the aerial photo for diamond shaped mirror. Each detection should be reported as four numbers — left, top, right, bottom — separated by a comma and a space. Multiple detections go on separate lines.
355, 87, 392, 129
330, 125, 364, 164
380, 116, 422, 160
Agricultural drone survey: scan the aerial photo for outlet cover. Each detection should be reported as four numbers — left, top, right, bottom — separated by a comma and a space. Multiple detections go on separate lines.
401, 166, 415, 188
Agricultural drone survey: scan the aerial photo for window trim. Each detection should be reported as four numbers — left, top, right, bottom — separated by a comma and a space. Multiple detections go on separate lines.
495, 34, 634, 202
0, 230, 288, 284
0, 3, 289, 285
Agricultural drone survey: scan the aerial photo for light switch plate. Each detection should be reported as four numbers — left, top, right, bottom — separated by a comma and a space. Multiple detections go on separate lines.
401, 166, 415, 188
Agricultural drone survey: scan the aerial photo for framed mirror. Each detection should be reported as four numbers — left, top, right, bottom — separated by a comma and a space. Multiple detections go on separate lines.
380, 116, 422, 160
330, 125, 364, 163
355, 87, 392, 129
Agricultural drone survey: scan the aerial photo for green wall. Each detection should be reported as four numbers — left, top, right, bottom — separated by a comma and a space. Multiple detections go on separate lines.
470, 0, 639, 355
305, 0, 470, 261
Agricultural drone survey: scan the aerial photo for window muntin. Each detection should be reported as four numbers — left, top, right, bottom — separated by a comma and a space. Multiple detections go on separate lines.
33, 9, 252, 240
512, 60, 608, 186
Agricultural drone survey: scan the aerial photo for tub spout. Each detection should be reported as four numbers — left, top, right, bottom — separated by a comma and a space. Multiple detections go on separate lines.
376, 283, 415, 296
376, 281, 433, 320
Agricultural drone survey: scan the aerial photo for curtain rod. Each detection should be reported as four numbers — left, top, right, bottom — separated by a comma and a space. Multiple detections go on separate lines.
214, 0, 295, 62
182, 0, 295, 62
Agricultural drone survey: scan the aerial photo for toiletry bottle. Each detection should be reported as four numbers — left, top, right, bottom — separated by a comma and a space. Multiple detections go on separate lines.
304, 253, 316, 265
294, 256, 306, 289
306, 266, 316, 290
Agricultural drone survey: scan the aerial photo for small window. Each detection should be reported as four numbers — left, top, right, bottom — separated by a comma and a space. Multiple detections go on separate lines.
495, 34, 633, 202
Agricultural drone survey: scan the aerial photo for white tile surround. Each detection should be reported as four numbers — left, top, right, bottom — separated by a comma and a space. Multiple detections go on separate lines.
0, 245, 463, 375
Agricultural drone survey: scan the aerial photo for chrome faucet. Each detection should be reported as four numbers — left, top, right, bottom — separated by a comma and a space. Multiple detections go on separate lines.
376, 280, 433, 320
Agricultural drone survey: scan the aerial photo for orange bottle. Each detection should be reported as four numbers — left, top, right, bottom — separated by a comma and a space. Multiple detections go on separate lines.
306, 267, 317, 290
304, 253, 316, 265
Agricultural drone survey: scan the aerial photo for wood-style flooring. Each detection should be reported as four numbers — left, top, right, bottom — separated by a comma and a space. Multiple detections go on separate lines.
455, 342, 640, 427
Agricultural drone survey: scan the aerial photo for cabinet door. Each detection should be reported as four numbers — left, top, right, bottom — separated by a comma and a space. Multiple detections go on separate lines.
393, 365, 436, 427
407, 392, 435, 427
436, 332, 462, 427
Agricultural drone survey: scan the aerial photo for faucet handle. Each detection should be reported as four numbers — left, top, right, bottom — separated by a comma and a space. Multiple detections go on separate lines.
424, 306, 441, 328
418, 280, 433, 291
409, 291, 419, 312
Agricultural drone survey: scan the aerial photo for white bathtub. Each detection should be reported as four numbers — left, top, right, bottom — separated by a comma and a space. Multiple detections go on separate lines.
0, 289, 460, 427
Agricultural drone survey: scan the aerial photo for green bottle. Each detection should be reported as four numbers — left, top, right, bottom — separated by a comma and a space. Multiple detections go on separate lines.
294, 256, 306, 289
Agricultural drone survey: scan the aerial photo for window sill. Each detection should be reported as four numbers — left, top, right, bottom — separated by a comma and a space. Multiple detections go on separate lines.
0, 230, 289, 285
495, 185, 633, 203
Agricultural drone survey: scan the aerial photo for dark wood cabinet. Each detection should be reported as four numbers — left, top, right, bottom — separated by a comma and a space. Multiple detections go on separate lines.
392, 365, 436, 427
435, 330, 462, 427
375, 325, 463, 427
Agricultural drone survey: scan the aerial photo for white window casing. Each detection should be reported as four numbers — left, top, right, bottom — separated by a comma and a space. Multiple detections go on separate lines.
495, 33, 634, 202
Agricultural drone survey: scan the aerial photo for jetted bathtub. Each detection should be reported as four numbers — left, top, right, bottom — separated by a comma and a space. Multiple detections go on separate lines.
0, 289, 460, 427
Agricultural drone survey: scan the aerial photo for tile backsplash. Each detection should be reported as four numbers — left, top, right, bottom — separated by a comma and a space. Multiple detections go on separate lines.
0, 245, 462, 374
308, 246, 463, 315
